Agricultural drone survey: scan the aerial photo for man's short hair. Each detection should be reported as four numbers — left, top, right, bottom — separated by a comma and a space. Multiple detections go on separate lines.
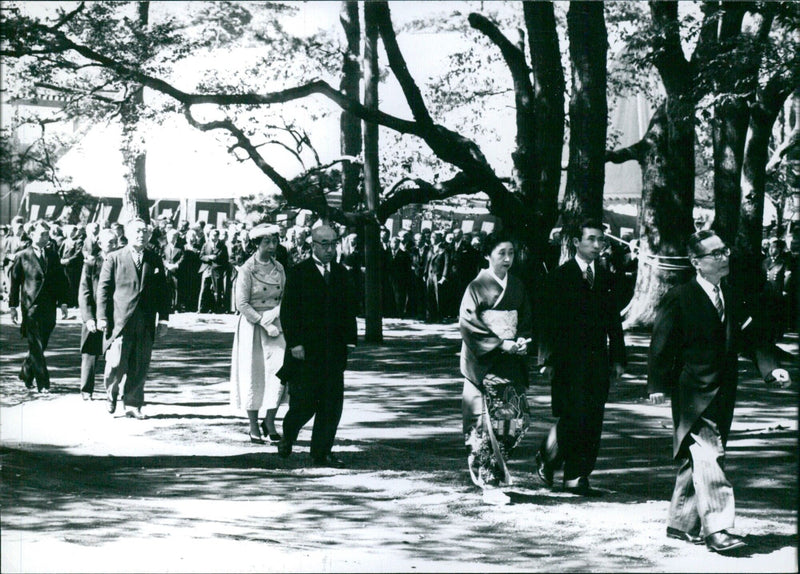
30, 220, 50, 233
687, 229, 718, 259
571, 219, 604, 241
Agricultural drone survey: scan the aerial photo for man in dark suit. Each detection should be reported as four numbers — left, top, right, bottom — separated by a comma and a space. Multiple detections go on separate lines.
197, 227, 229, 313
78, 229, 118, 400
449, 229, 478, 316
387, 236, 413, 318
536, 219, 627, 496
424, 231, 450, 323
409, 232, 429, 320
648, 229, 790, 554
277, 224, 358, 468
98, 218, 171, 419
8, 220, 69, 393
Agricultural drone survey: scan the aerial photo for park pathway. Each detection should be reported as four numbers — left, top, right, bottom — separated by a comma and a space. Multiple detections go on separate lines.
1, 312, 797, 573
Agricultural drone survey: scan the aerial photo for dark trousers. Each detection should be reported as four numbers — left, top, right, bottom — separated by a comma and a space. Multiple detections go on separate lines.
541, 388, 608, 482
282, 371, 344, 461
19, 313, 55, 391
80, 353, 103, 394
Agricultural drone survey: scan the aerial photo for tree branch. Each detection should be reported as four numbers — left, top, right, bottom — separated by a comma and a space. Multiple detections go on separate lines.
606, 140, 646, 164
377, 172, 482, 220
371, 1, 433, 127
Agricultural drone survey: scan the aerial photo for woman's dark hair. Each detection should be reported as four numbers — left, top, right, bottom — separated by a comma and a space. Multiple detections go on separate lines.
482, 229, 515, 258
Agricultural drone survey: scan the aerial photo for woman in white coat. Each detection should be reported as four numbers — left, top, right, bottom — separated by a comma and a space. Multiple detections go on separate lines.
230, 224, 287, 443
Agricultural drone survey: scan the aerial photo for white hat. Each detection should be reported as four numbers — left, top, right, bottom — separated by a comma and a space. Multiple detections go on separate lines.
249, 223, 281, 240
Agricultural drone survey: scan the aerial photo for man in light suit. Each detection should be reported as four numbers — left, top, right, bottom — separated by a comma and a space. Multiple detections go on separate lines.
197, 227, 228, 313
536, 219, 626, 496
8, 220, 69, 393
277, 225, 357, 468
162, 229, 185, 312
78, 229, 118, 400
648, 229, 791, 554
98, 218, 170, 419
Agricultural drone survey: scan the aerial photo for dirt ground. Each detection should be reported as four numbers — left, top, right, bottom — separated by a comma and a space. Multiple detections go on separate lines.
1, 311, 797, 573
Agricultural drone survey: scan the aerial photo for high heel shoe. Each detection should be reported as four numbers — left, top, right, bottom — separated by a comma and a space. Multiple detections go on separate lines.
249, 432, 265, 444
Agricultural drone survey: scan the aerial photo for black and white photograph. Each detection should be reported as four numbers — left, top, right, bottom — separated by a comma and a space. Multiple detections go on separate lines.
0, 1, 797, 572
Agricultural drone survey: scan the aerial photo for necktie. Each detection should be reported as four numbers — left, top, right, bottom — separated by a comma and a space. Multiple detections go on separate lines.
323, 265, 330, 285
712, 285, 724, 321
133, 251, 142, 269
585, 264, 594, 289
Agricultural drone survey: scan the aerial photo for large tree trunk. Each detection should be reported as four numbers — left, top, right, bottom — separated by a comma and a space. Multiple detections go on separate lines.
614, 3, 699, 328
339, 1, 362, 212
468, 4, 564, 321
711, 100, 749, 244
362, 2, 382, 343
610, 105, 696, 329
733, 75, 793, 297
120, 1, 150, 224
561, 3, 607, 243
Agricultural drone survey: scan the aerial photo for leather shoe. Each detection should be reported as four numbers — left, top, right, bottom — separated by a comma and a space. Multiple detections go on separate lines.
563, 477, 603, 497
535, 451, 554, 487
666, 526, 704, 545
107, 397, 117, 414
277, 438, 292, 459
125, 408, 146, 420
81, 392, 92, 401
705, 531, 747, 554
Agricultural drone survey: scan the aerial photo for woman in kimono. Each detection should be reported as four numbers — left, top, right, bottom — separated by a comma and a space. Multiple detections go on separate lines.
230, 224, 287, 444
459, 231, 533, 489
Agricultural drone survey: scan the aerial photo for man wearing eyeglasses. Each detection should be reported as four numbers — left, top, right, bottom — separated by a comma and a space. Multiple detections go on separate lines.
277, 224, 357, 468
648, 229, 791, 555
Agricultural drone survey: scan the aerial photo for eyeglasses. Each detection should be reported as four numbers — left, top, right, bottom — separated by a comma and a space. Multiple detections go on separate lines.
696, 247, 730, 260
313, 240, 337, 249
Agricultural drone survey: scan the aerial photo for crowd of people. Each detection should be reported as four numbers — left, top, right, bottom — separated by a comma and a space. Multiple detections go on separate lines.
1, 211, 796, 556
2, 214, 495, 324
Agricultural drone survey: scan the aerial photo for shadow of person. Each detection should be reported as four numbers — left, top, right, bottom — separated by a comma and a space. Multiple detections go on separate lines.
506, 491, 546, 505
737, 532, 798, 557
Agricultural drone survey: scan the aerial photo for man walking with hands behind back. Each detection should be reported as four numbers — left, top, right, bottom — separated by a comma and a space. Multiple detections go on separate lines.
277, 224, 357, 468
648, 229, 791, 555
98, 218, 171, 419
535, 219, 626, 496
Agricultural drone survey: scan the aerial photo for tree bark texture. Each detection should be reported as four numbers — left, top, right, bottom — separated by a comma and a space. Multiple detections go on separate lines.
608, 105, 695, 329
339, 1, 362, 213
362, 2, 383, 343
562, 2, 607, 238
120, 1, 150, 224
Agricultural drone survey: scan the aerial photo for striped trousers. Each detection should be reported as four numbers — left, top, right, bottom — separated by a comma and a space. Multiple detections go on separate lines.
668, 416, 735, 537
